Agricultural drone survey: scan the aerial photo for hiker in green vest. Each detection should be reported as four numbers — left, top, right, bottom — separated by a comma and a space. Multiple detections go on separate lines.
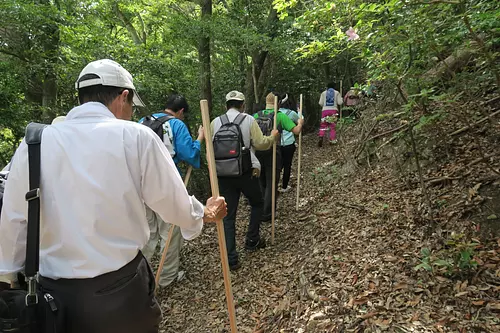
253, 92, 304, 222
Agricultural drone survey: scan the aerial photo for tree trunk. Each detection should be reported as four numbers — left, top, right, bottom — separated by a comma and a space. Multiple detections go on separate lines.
239, 52, 246, 92
39, 0, 60, 121
245, 51, 267, 114
244, 5, 278, 113
113, 2, 144, 45
199, 0, 213, 113
423, 48, 474, 80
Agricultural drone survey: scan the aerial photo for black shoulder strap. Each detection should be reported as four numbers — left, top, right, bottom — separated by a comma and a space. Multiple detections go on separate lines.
233, 113, 246, 126
157, 114, 174, 125
220, 114, 230, 125
146, 114, 173, 124
24, 122, 46, 281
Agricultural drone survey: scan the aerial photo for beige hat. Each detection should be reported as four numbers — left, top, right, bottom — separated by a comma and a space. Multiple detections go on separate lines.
75, 59, 145, 107
226, 90, 245, 102
265, 92, 277, 109
51, 116, 66, 125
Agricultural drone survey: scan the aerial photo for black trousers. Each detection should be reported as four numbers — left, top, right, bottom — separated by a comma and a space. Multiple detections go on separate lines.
39, 252, 161, 333
218, 171, 264, 265
280, 144, 296, 189
256, 149, 282, 221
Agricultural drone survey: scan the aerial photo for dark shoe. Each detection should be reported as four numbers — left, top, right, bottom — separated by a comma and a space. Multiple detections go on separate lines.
317, 138, 323, 147
261, 215, 271, 223
229, 262, 241, 271
245, 238, 266, 252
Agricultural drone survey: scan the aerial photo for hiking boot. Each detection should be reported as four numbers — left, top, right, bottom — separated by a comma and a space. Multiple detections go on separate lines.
229, 262, 241, 271
317, 138, 323, 147
245, 238, 266, 252
280, 186, 292, 193
329, 140, 338, 145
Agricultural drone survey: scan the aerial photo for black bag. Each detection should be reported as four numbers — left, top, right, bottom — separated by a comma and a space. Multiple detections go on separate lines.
213, 113, 251, 177
255, 110, 282, 155
141, 114, 174, 142
255, 111, 275, 136
0, 123, 64, 333
141, 114, 176, 158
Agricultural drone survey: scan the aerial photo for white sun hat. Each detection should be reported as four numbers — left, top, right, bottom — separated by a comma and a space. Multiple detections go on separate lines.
75, 59, 145, 107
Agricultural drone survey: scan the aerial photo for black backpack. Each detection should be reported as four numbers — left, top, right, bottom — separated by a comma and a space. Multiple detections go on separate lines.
213, 113, 251, 177
255, 111, 275, 136
141, 114, 176, 157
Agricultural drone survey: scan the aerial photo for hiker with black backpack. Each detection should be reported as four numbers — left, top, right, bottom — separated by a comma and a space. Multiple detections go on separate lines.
276, 93, 301, 193
254, 92, 304, 223
318, 82, 343, 146
210, 91, 279, 271
138, 94, 204, 289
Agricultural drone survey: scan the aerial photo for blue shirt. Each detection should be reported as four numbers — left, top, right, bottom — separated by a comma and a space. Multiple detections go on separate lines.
139, 113, 201, 173
280, 108, 299, 146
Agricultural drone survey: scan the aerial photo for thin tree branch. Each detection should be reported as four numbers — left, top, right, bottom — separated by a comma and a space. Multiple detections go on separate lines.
473, 136, 500, 176
112, 2, 144, 45
407, 0, 460, 5
0, 49, 27, 62
409, 125, 433, 215
450, 108, 500, 136
462, 15, 500, 88
137, 12, 147, 45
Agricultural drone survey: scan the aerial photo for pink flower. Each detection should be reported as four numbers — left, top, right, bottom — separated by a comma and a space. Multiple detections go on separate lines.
346, 27, 359, 41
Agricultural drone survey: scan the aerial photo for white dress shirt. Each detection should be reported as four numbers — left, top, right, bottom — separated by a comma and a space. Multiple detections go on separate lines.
0, 102, 204, 282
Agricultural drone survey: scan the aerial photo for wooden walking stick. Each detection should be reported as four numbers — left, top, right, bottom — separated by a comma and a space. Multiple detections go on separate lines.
200, 100, 238, 333
155, 166, 193, 290
296, 94, 303, 211
271, 96, 278, 245
339, 80, 343, 121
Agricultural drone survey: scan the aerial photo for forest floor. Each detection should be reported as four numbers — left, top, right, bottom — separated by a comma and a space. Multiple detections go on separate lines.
155, 108, 500, 332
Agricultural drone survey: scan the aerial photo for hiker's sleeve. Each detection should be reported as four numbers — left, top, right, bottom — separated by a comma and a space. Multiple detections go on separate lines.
337, 90, 344, 106
319, 91, 324, 107
172, 121, 201, 169
140, 131, 204, 240
210, 120, 215, 138
0, 140, 29, 284
280, 113, 297, 132
251, 120, 274, 150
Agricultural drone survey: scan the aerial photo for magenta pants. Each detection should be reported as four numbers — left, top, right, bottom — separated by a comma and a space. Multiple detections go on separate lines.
318, 109, 337, 141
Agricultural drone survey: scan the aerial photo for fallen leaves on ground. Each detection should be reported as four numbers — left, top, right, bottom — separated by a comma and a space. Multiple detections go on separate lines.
152, 106, 500, 332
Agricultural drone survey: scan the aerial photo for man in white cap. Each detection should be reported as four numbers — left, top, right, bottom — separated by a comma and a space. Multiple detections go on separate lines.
0, 59, 227, 332
210, 91, 278, 270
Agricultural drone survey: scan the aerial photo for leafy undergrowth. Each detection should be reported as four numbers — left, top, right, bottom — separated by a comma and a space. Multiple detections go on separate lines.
154, 118, 500, 332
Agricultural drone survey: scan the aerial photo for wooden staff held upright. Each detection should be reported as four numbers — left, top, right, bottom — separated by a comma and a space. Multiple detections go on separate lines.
339, 80, 343, 121
200, 100, 238, 333
155, 166, 192, 290
271, 96, 278, 245
296, 94, 303, 211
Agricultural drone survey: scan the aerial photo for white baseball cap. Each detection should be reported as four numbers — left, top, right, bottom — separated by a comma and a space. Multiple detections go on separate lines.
225, 91, 245, 102
51, 116, 66, 124
75, 59, 145, 107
